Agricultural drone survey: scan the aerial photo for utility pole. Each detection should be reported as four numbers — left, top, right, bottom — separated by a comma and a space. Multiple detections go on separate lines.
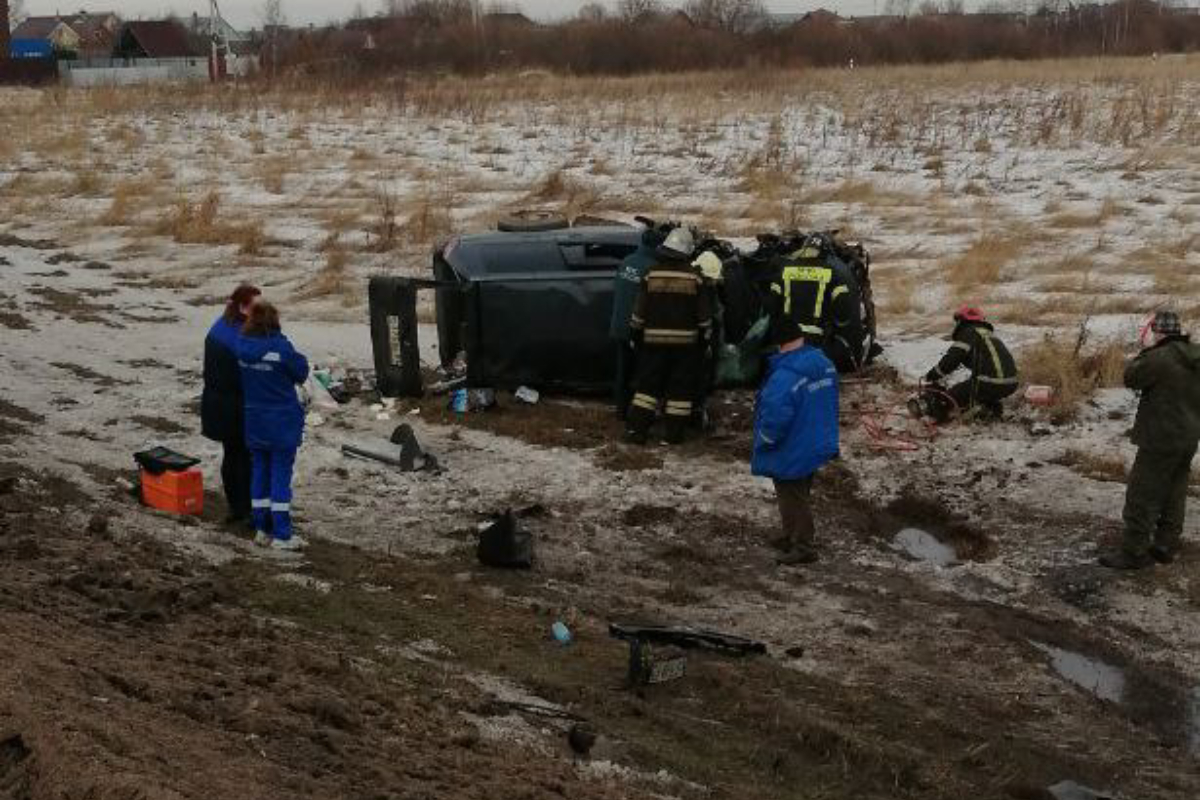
1, 0, 11, 61
209, 0, 229, 79
472, 0, 485, 71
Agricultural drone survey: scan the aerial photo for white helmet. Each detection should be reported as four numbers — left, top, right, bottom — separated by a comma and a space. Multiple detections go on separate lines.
693, 251, 724, 281
659, 227, 695, 260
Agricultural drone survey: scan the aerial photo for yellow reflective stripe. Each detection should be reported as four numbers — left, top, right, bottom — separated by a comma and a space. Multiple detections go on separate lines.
977, 375, 1019, 385
831, 285, 849, 300
781, 265, 832, 318
978, 330, 1004, 379
646, 276, 699, 295
664, 403, 692, 417
632, 394, 657, 410
644, 329, 698, 341
649, 270, 701, 282
770, 284, 782, 295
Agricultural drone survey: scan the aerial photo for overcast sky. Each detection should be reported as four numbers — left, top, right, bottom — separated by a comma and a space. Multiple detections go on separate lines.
23, 1, 900, 31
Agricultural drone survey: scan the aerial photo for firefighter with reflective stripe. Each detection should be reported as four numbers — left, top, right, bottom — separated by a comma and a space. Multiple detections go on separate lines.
610, 223, 669, 417
236, 302, 310, 552
626, 227, 714, 445
767, 244, 857, 368
913, 306, 1019, 423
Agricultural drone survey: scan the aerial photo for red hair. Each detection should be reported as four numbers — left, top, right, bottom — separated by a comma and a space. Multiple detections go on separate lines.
224, 284, 262, 323
242, 302, 281, 337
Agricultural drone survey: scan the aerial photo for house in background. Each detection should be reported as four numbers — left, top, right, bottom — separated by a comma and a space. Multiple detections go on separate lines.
60, 19, 209, 86
11, 16, 82, 55
187, 11, 250, 45
9, 11, 120, 58
67, 11, 122, 58
114, 20, 203, 60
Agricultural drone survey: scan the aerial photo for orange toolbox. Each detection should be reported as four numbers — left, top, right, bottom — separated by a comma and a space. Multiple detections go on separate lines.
134, 447, 204, 516
140, 468, 204, 515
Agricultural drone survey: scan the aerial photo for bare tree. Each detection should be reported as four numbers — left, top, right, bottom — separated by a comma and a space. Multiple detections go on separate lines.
617, 0, 663, 23
577, 2, 608, 22
8, 0, 26, 28
261, 0, 286, 77
684, 0, 767, 33
262, 0, 286, 28
393, 0, 476, 25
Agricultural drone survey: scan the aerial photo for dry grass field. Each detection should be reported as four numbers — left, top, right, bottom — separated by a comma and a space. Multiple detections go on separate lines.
1, 56, 1195, 337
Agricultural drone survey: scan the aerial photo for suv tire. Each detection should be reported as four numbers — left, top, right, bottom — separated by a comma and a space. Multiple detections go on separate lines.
497, 209, 570, 233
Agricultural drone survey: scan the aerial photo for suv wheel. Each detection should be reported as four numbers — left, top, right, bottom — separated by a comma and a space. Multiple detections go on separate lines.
497, 209, 570, 233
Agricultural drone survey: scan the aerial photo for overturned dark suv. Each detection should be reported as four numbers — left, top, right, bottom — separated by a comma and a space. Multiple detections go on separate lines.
368, 216, 877, 397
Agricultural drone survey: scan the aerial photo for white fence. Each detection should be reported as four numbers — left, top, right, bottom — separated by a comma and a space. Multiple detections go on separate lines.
59, 57, 211, 87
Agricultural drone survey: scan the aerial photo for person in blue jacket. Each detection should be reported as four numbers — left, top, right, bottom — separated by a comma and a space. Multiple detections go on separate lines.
752, 325, 840, 566
201, 283, 261, 526
237, 302, 310, 551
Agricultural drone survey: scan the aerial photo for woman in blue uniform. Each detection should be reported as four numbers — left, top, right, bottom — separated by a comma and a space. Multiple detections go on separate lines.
237, 302, 309, 551
201, 284, 261, 526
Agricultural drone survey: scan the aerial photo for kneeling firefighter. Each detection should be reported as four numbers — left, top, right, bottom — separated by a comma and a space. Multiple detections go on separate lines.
626, 227, 715, 445
767, 240, 862, 372
912, 306, 1019, 423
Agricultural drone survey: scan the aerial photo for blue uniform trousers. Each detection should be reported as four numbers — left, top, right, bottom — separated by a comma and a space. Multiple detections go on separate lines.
250, 447, 297, 541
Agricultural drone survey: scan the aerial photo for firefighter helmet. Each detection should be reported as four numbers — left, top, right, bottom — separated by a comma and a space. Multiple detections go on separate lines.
953, 305, 987, 324
658, 227, 695, 260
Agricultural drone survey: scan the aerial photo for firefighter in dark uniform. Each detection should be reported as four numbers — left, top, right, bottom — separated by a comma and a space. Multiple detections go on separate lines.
822, 266, 866, 373
610, 222, 669, 417
767, 242, 857, 370
913, 306, 1019, 423
626, 227, 714, 445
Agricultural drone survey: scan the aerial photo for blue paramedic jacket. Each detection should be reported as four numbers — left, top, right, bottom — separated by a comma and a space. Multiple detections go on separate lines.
236, 332, 310, 451
751, 345, 840, 481
609, 229, 666, 342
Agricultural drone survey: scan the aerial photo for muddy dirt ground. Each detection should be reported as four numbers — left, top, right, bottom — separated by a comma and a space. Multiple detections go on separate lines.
1, 234, 1199, 800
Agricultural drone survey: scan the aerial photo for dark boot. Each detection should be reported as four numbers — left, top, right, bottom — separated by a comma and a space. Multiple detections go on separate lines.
980, 402, 1004, 421
768, 535, 791, 552
663, 418, 686, 445
1098, 550, 1154, 570
1150, 543, 1181, 564
777, 544, 819, 566
625, 405, 654, 446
